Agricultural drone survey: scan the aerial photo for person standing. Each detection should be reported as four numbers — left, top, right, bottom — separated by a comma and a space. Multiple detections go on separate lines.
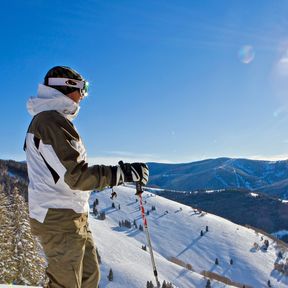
24, 66, 149, 288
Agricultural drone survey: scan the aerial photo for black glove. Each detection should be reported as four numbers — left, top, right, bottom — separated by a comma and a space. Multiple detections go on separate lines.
116, 161, 149, 186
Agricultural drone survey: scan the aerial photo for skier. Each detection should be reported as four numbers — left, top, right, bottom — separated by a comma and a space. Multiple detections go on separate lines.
24, 66, 149, 288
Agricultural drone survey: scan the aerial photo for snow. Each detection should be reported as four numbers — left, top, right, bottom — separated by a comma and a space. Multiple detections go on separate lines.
204, 189, 225, 194
145, 187, 165, 192
2, 186, 287, 287
250, 192, 259, 197
204, 190, 216, 193
88, 186, 288, 288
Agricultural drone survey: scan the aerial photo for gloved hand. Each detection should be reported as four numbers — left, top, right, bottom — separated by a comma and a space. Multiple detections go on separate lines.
116, 161, 149, 186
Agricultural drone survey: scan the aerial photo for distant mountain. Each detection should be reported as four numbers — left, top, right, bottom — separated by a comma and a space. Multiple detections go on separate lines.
148, 157, 288, 199
0, 159, 28, 182
0, 160, 28, 201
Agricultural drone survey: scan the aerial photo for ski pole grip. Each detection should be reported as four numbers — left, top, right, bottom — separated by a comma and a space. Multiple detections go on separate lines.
135, 182, 143, 195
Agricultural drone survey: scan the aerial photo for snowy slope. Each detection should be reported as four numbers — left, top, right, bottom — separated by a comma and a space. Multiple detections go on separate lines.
90, 186, 288, 288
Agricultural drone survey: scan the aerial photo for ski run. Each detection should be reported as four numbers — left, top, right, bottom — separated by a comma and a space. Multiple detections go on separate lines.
1, 185, 288, 287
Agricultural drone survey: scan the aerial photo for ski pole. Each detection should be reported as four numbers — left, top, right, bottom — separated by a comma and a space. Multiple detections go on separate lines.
136, 182, 160, 288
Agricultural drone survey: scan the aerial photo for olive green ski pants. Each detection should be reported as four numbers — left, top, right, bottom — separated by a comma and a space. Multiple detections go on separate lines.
30, 208, 100, 288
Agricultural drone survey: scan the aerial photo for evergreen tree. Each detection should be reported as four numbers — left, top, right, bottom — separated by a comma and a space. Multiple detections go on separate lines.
98, 211, 106, 220
278, 251, 283, 259
93, 207, 98, 216
11, 187, 46, 285
0, 188, 16, 283
92, 201, 96, 213
215, 258, 219, 265
206, 279, 211, 288
107, 268, 113, 281
124, 219, 131, 228
200, 230, 204, 236
230, 258, 233, 265
0, 185, 46, 285
146, 280, 154, 288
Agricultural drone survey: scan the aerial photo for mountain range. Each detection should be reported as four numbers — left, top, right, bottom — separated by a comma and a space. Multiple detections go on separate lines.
147, 157, 288, 199
2, 158, 288, 242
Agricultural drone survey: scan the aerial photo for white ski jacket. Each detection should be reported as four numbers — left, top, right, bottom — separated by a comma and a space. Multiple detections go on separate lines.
25, 85, 115, 223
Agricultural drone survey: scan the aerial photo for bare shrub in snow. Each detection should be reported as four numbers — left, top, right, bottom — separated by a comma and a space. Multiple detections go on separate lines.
169, 257, 193, 271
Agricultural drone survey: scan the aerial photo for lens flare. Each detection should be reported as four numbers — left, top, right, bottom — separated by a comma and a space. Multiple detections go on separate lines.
238, 45, 255, 64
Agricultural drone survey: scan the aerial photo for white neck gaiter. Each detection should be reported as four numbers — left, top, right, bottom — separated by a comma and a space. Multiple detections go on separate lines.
27, 84, 80, 121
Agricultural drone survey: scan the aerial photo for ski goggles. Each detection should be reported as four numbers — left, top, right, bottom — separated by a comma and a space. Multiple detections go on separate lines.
48, 77, 89, 97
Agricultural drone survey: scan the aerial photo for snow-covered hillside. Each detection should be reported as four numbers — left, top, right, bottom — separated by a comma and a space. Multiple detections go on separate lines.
90, 186, 288, 288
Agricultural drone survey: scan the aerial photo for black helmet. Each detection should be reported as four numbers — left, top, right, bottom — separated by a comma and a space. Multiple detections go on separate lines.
44, 66, 89, 97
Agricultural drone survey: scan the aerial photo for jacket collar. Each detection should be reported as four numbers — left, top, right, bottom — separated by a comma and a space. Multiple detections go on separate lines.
27, 84, 80, 121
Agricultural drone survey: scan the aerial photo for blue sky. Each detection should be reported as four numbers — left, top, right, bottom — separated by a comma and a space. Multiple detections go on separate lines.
2, 0, 288, 164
